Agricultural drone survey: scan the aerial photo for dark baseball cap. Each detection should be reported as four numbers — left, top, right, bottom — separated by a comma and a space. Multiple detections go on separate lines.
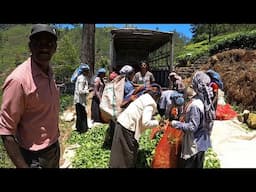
29, 24, 57, 40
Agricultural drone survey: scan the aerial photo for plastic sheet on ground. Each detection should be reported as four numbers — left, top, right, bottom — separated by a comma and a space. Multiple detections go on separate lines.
60, 144, 80, 168
217, 89, 226, 105
60, 109, 75, 122
211, 118, 256, 168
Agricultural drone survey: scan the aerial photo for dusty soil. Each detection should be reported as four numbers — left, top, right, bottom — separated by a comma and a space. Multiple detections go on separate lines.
184, 49, 256, 112
59, 91, 94, 167
59, 119, 74, 166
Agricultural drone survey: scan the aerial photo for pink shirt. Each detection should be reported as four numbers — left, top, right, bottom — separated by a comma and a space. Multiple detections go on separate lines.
0, 57, 60, 151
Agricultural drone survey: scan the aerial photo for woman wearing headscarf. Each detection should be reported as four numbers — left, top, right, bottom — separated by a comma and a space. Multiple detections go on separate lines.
102, 65, 143, 149
206, 69, 224, 112
158, 89, 185, 120
171, 71, 216, 168
168, 72, 185, 94
91, 68, 106, 123
119, 65, 145, 108
74, 63, 91, 133
109, 83, 162, 168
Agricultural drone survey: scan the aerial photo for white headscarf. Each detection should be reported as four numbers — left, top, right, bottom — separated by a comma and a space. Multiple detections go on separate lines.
168, 72, 181, 80
119, 65, 134, 75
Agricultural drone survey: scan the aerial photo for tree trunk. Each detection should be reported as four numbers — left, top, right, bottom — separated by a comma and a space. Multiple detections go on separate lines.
208, 24, 212, 43
81, 24, 95, 80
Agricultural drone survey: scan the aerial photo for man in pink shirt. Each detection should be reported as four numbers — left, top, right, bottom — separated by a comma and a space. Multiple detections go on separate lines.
0, 24, 60, 168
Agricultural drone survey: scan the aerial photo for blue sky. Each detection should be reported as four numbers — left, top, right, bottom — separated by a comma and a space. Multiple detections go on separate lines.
96, 24, 192, 39
59, 24, 192, 39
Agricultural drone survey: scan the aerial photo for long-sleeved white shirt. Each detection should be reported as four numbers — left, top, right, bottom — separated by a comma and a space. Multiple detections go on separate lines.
158, 90, 178, 117
117, 93, 159, 141
74, 74, 89, 107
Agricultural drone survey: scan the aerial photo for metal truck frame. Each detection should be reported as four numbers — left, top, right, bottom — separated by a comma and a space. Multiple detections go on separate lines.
110, 28, 174, 87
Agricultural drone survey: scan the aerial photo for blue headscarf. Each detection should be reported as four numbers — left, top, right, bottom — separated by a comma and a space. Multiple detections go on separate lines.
206, 69, 224, 90
97, 68, 106, 75
149, 83, 162, 97
80, 63, 90, 71
70, 63, 90, 83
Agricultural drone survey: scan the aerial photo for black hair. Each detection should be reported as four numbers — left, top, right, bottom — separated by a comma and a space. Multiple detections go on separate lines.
126, 69, 135, 80
139, 60, 149, 67
145, 83, 162, 99
147, 90, 161, 100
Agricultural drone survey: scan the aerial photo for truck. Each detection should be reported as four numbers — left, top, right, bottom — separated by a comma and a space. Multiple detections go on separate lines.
109, 28, 174, 87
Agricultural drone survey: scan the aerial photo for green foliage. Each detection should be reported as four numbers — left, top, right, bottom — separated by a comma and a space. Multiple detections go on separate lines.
0, 24, 113, 86
209, 30, 256, 55
95, 55, 110, 71
94, 27, 112, 72
194, 33, 209, 42
175, 39, 210, 66
0, 139, 15, 168
68, 124, 110, 168
175, 30, 256, 66
52, 35, 80, 82
67, 124, 162, 168
60, 94, 73, 112
54, 35, 80, 65
190, 24, 256, 43
0, 24, 190, 86
136, 129, 162, 168
0, 24, 15, 30
52, 26, 113, 82
203, 148, 221, 168
0, 24, 31, 73
173, 31, 191, 60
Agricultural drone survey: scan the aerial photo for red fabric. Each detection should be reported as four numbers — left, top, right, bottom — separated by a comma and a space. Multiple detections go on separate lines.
150, 126, 162, 140
210, 82, 219, 93
151, 123, 183, 168
216, 104, 237, 120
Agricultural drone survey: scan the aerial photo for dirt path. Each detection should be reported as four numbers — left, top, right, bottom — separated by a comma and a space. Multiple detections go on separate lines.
59, 120, 74, 166
59, 91, 94, 168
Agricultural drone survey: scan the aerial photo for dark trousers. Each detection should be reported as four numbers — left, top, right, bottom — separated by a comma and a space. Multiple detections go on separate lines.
109, 122, 139, 168
213, 94, 218, 112
75, 103, 88, 133
91, 96, 102, 123
20, 141, 60, 168
178, 151, 205, 168
102, 119, 116, 149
